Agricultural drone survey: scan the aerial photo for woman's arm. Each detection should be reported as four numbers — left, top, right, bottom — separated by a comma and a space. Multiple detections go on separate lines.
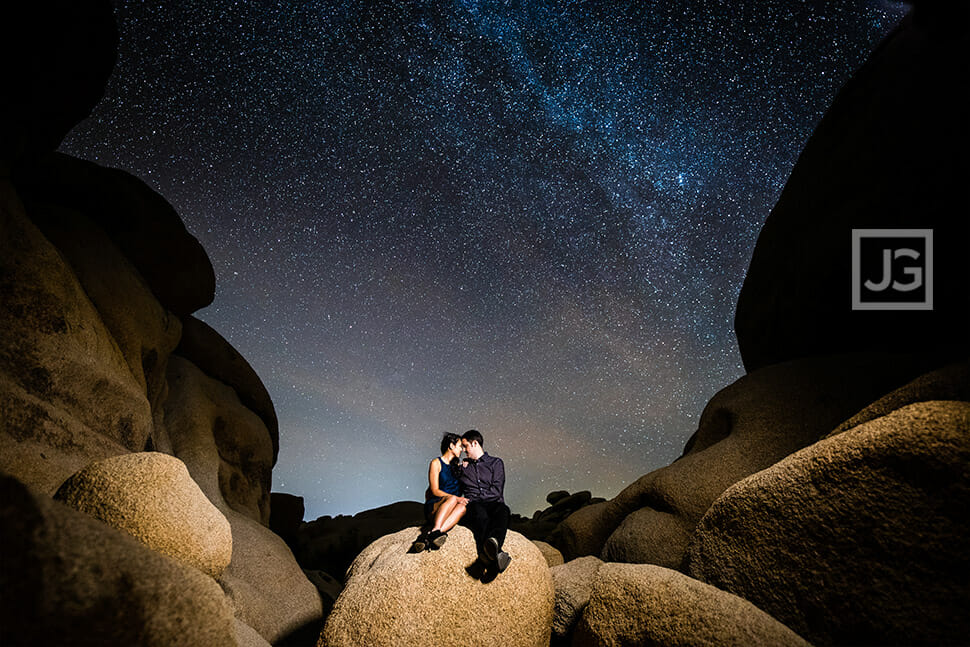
427, 459, 451, 498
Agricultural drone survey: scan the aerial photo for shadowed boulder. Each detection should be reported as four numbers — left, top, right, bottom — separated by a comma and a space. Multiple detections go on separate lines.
573, 563, 809, 647
0, 472, 237, 646
686, 400, 970, 646
734, 5, 970, 372
321, 526, 554, 647
14, 153, 215, 316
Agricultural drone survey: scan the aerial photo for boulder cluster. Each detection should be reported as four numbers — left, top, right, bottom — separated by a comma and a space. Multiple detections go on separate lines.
0, 2, 321, 645
1, 2, 967, 646
544, 4, 970, 645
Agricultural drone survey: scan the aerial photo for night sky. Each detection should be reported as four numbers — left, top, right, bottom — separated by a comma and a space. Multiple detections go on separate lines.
60, 0, 907, 520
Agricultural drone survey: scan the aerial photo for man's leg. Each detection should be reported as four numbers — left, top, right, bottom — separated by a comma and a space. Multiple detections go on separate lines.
483, 501, 510, 549
460, 501, 490, 557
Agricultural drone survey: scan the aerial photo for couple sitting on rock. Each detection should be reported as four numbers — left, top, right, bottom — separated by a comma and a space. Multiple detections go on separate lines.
410, 429, 512, 574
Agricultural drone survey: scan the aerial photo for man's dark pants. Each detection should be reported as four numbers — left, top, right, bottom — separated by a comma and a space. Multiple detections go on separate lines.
462, 500, 510, 558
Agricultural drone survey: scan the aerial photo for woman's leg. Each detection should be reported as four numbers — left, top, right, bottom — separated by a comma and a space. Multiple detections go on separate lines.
438, 500, 467, 533
431, 495, 458, 531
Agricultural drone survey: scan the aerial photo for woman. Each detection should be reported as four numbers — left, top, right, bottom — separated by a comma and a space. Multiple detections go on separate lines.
411, 433, 468, 552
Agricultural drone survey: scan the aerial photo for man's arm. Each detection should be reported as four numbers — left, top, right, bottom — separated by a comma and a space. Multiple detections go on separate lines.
490, 457, 505, 502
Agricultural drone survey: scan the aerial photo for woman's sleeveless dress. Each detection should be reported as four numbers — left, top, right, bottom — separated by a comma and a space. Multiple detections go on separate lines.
424, 457, 460, 520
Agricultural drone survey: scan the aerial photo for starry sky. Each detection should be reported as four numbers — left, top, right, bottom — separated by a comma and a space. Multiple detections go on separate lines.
60, 0, 907, 520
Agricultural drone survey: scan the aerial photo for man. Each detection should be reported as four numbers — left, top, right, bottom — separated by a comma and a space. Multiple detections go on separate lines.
458, 429, 512, 573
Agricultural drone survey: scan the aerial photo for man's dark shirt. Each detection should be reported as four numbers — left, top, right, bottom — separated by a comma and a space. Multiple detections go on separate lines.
458, 452, 505, 504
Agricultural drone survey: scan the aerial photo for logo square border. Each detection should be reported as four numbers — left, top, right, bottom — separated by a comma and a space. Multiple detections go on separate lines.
851, 228, 933, 311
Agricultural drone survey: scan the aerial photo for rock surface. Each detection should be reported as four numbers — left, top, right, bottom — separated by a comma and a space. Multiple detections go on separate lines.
0, 472, 237, 646
686, 400, 970, 646
177, 315, 279, 464
0, 178, 152, 493
734, 5, 969, 372
160, 355, 275, 525
26, 200, 182, 414
159, 355, 322, 643
534, 539, 565, 567
550, 556, 604, 642
54, 452, 232, 577
14, 152, 215, 316
557, 353, 937, 565
321, 526, 554, 647
573, 563, 809, 647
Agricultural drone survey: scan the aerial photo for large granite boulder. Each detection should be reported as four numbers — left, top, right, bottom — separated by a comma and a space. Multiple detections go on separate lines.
0, 472, 237, 646
572, 563, 809, 647
321, 526, 554, 647
14, 152, 215, 316
734, 5, 969, 372
159, 355, 322, 644
177, 315, 279, 464
159, 355, 274, 525
53, 452, 232, 577
550, 556, 604, 643
686, 400, 970, 646
25, 200, 182, 413
0, 178, 151, 493
556, 353, 937, 565
0, 1, 116, 166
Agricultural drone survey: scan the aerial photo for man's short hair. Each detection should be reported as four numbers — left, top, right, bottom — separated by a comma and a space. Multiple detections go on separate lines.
462, 429, 484, 448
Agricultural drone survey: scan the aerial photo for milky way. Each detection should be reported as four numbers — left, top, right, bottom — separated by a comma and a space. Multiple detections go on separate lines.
60, 0, 907, 519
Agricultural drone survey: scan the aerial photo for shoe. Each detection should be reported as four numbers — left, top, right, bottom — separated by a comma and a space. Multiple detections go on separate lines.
409, 532, 429, 553
429, 530, 448, 550
483, 537, 499, 563
495, 550, 511, 573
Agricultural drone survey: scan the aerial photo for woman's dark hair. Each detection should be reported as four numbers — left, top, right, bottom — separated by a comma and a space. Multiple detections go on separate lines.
440, 432, 462, 455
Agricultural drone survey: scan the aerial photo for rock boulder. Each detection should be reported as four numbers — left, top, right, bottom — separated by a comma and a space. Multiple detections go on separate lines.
550, 556, 604, 642
734, 5, 969, 372
573, 563, 809, 647
321, 526, 554, 647
54, 452, 232, 578
686, 400, 970, 646
0, 472, 236, 646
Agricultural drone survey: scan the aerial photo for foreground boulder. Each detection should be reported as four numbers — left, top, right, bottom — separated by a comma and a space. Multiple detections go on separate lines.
0, 472, 237, 646
54, 452, 232, 577
321, 526, 554, 647
686, 400, 970, 646
550, 556, 604, 643
573, 563, 809, 647
556, 353, 937, 565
